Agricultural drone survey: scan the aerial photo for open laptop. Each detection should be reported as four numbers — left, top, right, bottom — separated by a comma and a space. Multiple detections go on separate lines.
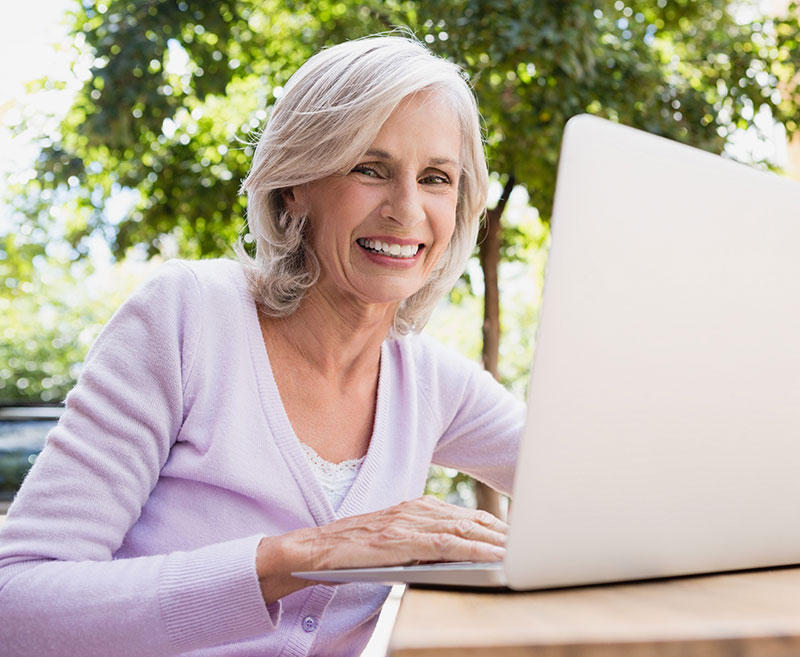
294, 114, 800, 590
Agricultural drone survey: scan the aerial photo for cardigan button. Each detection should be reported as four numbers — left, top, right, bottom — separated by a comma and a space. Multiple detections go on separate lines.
302, 615, 318, 632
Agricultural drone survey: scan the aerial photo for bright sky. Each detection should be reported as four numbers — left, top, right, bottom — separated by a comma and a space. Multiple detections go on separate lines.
0, 0, 74, 209
0, 0, 74, 113
0, 0, 72, 105
0, 0, 70, 99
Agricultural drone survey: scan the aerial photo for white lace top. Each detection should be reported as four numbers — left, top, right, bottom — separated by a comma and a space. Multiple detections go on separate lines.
299, 442, 366, 511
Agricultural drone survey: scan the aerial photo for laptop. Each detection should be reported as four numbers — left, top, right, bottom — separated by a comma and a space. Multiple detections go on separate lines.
294, 114, 800, 590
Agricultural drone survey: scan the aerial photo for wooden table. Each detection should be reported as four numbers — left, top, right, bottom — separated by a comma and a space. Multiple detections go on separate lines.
387, 567, 800, 656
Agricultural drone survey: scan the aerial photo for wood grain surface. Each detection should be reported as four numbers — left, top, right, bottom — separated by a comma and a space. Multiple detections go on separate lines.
387, 567, 800, 657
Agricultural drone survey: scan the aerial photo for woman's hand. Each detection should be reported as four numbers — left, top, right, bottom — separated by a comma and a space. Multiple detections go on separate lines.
256, 495, 507, 604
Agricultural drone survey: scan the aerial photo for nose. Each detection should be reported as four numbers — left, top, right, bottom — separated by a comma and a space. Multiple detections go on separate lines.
381, 178, 426, 227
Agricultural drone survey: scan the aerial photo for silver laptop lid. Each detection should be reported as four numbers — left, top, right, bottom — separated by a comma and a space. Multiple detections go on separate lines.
505, 114, 800, 590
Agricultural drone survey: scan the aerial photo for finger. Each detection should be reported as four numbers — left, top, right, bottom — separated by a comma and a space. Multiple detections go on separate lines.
391, 509, 507, 552
446, 517, 507, 546
425, 532, 507, 563
466, 509, 509, 534
474, 508, 510, 532
415, 496, 509, 534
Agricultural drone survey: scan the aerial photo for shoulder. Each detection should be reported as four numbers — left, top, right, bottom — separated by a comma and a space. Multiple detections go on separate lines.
385, 332, 491, 408
98, 258, 246, 352
154, 257, 241, 292
388, 332, 483, 376
136, 258, 246, 310
85, 258, 250, 396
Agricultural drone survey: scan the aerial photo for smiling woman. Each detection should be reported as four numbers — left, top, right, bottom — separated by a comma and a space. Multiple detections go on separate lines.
238, 37, 488, 336
0, 35, 525, 657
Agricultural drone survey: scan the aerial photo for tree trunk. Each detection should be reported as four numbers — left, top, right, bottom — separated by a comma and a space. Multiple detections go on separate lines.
475, 174, 516, 520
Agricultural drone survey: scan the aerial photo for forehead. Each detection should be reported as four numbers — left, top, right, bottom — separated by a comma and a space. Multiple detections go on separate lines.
369, 91, 462, 164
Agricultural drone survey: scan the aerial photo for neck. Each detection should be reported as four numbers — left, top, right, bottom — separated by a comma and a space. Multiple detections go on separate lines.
260, 286, 397, 382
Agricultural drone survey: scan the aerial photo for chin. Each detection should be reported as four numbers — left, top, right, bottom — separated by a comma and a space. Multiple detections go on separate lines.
350, 275, 425, 302
358, 285, 422, 307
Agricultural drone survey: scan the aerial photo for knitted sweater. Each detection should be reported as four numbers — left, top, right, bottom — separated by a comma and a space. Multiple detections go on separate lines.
0, 258, 524, 657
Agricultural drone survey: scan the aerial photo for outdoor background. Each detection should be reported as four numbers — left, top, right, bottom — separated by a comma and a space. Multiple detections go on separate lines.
2, 0, 800, 505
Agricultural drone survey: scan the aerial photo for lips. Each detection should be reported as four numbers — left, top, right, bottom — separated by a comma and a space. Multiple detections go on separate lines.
356, 238, 423, 259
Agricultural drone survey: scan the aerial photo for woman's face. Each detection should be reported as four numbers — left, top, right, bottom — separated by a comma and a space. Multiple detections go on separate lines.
287, 91, 461, 312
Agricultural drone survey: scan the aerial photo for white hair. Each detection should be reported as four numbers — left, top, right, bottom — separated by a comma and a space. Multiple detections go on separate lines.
237, 34, 489, 335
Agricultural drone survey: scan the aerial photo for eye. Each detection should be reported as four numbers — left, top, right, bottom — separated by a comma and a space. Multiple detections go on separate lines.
419, 172, 451, 185
351, 164, 382, 178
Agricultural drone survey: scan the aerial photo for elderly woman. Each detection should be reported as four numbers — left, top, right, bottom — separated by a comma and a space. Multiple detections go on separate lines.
0, 36, 524, 656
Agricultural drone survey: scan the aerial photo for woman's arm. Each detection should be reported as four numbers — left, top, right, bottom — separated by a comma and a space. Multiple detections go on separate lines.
418, 335, 526, 495
0, 262, 274, 657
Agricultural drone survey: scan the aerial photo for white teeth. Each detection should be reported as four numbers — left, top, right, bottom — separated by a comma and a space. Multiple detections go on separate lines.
358, 238, 420, 258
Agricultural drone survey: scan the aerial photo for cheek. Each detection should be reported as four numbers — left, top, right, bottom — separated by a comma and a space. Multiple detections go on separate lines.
307, 201, 353, 251
433, 199, 458, 244
426, 215, 457, 272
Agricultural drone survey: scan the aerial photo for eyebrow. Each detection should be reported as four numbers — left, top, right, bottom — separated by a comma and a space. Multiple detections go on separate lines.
364, 149, 459, 168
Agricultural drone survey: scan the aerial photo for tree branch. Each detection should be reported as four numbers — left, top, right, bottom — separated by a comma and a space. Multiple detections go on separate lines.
478, 173, 516, 379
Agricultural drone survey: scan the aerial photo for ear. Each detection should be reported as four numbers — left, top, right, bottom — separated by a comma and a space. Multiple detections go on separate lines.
281, 186, 303, 217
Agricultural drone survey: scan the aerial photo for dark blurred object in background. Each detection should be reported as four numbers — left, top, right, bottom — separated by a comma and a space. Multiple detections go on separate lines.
0, 404, 63, 502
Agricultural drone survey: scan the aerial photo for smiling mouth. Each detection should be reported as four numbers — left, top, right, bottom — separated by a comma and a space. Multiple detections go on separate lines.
356, 238, 422, 259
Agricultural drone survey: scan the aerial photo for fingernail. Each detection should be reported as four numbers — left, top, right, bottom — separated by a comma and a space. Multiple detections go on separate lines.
491, 546, 506, 558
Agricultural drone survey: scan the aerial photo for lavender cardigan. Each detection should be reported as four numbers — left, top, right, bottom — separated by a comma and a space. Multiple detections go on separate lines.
0, 259, 524, 657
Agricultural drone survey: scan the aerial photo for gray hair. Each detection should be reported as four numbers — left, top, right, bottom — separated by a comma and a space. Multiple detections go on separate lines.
237, 34, 489, 335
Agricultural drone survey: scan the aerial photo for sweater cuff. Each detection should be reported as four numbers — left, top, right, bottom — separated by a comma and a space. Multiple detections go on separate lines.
158, 534, 280, 652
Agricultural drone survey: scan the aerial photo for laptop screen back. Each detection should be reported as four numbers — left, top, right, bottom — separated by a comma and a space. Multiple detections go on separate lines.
506, 115, 800, 590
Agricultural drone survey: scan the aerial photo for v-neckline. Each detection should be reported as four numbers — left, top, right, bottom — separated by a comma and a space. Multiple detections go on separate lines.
234, 265, 389, 525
